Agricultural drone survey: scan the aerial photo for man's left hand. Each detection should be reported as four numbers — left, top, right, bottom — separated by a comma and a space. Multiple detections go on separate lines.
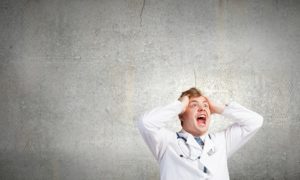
204, 96, 225, 114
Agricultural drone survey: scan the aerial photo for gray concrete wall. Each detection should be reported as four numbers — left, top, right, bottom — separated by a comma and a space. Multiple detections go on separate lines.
1, 0, 300, 179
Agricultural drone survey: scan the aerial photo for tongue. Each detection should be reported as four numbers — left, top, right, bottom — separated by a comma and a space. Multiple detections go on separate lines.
197, 119, 206, 126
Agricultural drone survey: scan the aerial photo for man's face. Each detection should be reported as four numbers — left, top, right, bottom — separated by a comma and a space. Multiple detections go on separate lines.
181, 96, 211, 136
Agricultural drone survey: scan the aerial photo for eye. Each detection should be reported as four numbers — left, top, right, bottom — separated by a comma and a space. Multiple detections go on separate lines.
191, 103, 197, 108
203, 104, 208, 108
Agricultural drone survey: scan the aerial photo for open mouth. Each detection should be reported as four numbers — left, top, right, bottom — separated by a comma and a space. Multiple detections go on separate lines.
196, 114, 206, 126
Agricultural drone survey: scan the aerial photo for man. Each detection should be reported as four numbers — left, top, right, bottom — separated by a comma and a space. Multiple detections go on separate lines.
138, 87, 263, 180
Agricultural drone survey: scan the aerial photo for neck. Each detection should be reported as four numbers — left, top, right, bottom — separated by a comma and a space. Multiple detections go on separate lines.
182, 128, 207, 137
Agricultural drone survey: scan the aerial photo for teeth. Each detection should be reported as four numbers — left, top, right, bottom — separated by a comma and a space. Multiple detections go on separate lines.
197, 117, 206, 120
196, 114, 206, 121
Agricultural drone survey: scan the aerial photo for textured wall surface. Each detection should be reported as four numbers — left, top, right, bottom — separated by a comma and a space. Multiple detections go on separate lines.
1, 0, 300, 179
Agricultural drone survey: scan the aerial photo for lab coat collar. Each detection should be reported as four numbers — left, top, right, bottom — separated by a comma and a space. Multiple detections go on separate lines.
178, 129, 216, 175
178, 129, 201, 150
178, 129, 211, 151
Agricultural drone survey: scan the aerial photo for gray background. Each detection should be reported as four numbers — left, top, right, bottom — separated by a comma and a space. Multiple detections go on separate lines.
1, 0, 300, 179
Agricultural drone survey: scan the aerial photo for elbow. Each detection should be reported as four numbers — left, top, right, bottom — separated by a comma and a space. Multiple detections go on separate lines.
256, 114, 264, 129
137, 113, 153, 132
244, 114, 263, 133
137, 114, 147, 132
138, 112, 161, 134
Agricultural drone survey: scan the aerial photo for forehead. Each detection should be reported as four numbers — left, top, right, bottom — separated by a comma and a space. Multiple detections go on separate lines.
189, 96, 208, 103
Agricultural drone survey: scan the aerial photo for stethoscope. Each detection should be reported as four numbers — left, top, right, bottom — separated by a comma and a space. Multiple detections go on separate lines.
176, 132, 216, 161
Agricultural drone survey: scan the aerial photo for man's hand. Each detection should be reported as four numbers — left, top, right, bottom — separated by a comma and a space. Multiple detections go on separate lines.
178, 95, 189, 114
205, 96, 225, 114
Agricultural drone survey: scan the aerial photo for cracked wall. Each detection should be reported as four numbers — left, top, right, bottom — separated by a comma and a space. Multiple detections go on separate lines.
1, 0, 300, 179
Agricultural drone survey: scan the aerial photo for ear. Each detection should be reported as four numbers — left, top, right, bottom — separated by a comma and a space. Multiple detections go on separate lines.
178, 115, 184, 126
178, 114, 183, 120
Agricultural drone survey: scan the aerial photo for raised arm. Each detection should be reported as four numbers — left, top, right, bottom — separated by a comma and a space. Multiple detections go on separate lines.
221, 102, 263, 158
206, 97, 263, 158
138, 99, 187, 161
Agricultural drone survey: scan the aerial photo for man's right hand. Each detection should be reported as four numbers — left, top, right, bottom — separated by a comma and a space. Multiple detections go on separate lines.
178, 95, 189, 114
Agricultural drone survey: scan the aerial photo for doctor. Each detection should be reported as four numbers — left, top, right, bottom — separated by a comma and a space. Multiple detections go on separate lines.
138, 87, 263, 180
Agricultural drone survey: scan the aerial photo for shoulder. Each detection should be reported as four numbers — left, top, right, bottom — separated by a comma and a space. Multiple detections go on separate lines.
208, 131, 226, 147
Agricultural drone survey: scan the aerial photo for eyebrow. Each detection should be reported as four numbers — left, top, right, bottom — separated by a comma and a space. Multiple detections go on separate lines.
190, 100, 208, 103
190, 100, 198, 103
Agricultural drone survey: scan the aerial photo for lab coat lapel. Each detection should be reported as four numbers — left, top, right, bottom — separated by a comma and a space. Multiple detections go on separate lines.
199, 135, 216, 174
178, 130, 202, 151
178, 130, 216, 175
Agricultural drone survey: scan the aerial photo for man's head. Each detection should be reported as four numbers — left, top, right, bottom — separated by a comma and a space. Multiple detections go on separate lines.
178, 87, 211, 136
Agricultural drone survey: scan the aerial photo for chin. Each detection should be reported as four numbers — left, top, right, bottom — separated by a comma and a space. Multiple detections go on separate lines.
194, 126, 205, 133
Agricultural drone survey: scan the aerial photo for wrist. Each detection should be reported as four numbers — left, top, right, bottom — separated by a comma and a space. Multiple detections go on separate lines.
213, 104, 225, 114
178, 96, 189, 113
218, 104, 225, 114
180, 101, 188, 113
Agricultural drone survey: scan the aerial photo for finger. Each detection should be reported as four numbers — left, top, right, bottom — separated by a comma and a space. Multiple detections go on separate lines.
203, 96, 212, 105
203, 96, 216, 113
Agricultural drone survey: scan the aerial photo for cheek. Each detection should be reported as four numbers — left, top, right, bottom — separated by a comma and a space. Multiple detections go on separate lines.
181, 113, 188, 120
206, 109, 211, 116
182, 111, 194, 120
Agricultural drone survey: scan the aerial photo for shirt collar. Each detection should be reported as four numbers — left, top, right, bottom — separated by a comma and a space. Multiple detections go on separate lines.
180, 129, 208, 142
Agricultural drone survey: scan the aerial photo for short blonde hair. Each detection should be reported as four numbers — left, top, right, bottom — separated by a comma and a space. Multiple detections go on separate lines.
178, 87, 202, 99
178, 87, 203, 126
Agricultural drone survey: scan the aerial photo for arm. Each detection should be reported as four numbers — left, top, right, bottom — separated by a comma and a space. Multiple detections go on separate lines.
221, 102, 264, 158
138, 98, 187, 161
206, 97, 263, 158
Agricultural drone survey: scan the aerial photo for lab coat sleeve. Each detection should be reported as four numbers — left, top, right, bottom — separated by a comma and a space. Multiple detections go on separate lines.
138, 100, 184, 161
221, 102, 264, 158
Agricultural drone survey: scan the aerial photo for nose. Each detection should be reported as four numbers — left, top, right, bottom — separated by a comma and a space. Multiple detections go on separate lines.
197, 104, 204, 111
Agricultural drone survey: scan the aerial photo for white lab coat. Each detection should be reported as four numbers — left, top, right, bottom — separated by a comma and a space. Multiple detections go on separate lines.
138, 100, 263, 180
